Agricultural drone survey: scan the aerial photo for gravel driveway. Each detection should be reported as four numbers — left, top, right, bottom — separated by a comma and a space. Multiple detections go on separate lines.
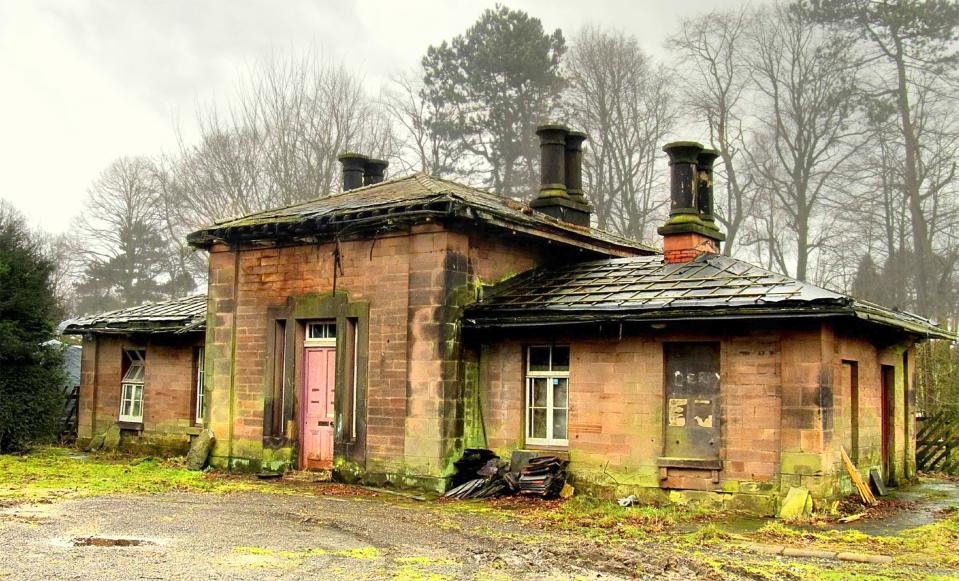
0, 491, 707, 580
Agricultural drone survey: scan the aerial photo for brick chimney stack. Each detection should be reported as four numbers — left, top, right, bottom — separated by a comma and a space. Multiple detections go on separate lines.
657, 141, 725, 263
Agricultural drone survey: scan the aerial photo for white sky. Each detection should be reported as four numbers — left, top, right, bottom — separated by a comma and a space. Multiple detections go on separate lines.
0, 0, 744, 233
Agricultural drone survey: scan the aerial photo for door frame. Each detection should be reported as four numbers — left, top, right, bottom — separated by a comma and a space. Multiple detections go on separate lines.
880, 364, 895, 483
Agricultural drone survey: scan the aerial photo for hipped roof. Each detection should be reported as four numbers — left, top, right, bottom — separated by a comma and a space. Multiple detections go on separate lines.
465, 254, 955, 340
186, 172, 655, 256
62, 294, 207, 335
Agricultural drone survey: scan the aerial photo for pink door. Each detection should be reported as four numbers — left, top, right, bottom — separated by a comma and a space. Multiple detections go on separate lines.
301, 347, 336, 470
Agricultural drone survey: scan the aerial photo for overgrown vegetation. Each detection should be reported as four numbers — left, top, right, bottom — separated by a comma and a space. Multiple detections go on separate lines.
0, 447, 294, 502
0, 203, 65, 453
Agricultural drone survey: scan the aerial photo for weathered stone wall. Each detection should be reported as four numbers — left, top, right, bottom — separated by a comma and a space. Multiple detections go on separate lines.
77, 334, 203, 454
203, 223, 559, 483
472, 320, 922, 512
830, 333, 916, 489
472, 323, 789, 513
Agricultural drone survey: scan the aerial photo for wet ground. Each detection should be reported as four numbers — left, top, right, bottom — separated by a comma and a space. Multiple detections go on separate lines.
2, 471, 958, 580
0, 491, 710, 580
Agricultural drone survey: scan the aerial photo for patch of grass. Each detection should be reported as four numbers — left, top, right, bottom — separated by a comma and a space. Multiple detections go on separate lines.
747, 508, 959, 573
683, 522, 730, 545
332, 547, 381, 560
0, 447, 295, 502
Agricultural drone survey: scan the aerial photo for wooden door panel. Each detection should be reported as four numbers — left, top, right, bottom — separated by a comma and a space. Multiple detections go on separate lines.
301, 347, 335, 470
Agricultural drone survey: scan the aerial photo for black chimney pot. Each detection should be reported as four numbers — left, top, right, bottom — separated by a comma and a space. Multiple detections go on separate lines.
529, 124, 592, 227
337, 152, 369, 191
364, 158, 389, 185
565, 131, 588, 202
696, 149, 719, 223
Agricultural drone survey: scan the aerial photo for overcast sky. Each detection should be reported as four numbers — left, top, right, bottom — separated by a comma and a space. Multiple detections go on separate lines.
0, 0, 743, 233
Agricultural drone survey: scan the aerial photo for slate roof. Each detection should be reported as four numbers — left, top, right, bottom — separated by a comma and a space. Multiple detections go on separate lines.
187, 172, 654, 256
465, 254, 954, 339
62, 295, 207, 335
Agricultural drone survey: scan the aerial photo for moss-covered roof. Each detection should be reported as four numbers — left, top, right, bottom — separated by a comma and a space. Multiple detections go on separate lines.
186, 172, 655, 256
62, 294, 207, 335
465, 254, 955, 340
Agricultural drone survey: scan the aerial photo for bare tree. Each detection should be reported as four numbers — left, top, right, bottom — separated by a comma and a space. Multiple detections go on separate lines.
809, 0, 959, 317
73, 157, 191, 314
669, 8, 758, 256
172, 50, 395, 228
382, 70, 465, 176
564, 27, 677, 242
744, 3, 865, 281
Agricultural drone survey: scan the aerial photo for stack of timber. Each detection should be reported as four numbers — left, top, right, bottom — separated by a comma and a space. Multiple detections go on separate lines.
840, 446, 877, 506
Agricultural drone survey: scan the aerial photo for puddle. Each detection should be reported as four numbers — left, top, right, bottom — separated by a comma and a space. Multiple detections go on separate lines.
836, 480, 959, 536
682, 479, 959, 537
71, 537, 157, 547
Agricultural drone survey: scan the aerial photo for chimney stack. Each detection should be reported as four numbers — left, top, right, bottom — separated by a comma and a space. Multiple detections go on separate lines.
364, 158, 389, 185
337, 152, 369, 191
529, 124, 592, 227
657, 141, 724, 263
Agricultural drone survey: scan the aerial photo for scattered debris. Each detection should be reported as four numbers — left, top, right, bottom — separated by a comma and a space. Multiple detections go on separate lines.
450, 449, 499, 488
186, 429, 215, 471
559, 483, 574, 499
102, 425, 122, 452
869, 468, 888, 496
778, 487, 812, 519
839, 512, 866, 523
618, 495, 638, 507
71, 537, 156, 547
444, 450, 570, 500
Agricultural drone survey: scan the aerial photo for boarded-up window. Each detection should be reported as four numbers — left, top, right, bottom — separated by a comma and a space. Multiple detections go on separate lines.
663, 342, 720, 459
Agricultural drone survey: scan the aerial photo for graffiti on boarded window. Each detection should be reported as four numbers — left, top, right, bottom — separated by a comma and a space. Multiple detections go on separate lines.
663, 343, 721, 459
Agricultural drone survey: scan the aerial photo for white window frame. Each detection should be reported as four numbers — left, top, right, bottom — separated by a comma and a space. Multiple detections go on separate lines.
525, 345, 570, 447
194, 347, 205, 425
305, 322, 336, 347
119, 350, 145, 423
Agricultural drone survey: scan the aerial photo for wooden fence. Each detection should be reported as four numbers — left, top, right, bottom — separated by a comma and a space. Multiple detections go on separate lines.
917, 411, 959, 473
59, 384, 79, 441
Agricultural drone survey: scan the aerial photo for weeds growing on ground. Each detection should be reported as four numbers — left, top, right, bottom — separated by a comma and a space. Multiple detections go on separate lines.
0, 446, 291, 502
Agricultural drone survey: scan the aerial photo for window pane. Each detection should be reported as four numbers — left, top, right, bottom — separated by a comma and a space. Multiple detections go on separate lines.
553, 378, 568, 408
528, 346, 550, 372
531, 409, 547, 439
531, 377, 548, 407
552, 409, 567, 440
552, 346, 570, 372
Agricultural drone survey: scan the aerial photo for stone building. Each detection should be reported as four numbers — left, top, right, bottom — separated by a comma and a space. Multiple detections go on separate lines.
69, 127, 951, 512
64, 295, 207, 454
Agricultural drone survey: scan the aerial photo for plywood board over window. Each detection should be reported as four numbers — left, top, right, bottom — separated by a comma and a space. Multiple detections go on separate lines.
662, 342, 721, 461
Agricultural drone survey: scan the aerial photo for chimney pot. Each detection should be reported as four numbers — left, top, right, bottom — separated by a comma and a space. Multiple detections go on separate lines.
564, 130, 588, 202
696, 149, 720, 223
364, 158, 389, 185
535, 124, 569, 198
658, 140, 725, 263
337, 152, 370, 191
529, 124, 593, 227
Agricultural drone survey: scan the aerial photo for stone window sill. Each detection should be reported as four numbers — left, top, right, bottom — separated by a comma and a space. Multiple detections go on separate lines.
115, 421, 143, 432
656, 457, 723, 470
